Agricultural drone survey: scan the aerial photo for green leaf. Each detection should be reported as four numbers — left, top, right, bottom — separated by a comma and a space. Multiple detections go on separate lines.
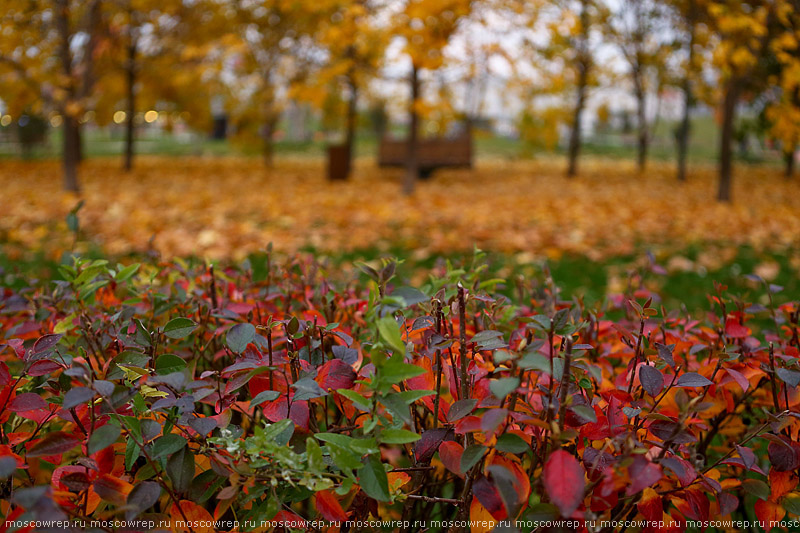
125, 438, 140, 470
380, 393, 412, 425
336, 389, 371, 411
782, 492, 800, 515
250, 390, 281, 408
448, 399, 478, 422
292, 377, 328, 402
395, 390, 435, 404
570, 405, 597, 423
316, 433, 380, 455
490, 377, 519, 400
495, 433, 530, 454
54, 312, 77, 334
116, 263, 141, 282
88, 424, 121, 455
380, 354, 425, 385
155, 354, 186, 375
150, 434, 187, 460
166, 446, 195, 494
163, 317, 197, 339
742, 479, 770, 501
226, 323, 255, 353
327, 443, 364, 472
460, 444, 486, 474
359, 455, 390, 502
377, 315, 406, 354
379, 429, 421, 444
126, 481, 161, 520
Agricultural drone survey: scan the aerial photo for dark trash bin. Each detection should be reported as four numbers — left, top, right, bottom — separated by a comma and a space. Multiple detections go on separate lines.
327, 144, 350, 181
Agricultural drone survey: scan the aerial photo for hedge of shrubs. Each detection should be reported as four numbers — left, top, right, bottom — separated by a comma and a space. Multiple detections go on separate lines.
0, 253, 799, 532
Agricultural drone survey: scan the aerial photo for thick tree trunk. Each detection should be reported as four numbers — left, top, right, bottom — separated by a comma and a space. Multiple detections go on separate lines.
718, 78, 740, 202
124, 21, 136, 171
344, 73, 358, 180
566, 66, 587, 177
403, 65, 419, 195
786, 149, 796, 179
63, 115, 80, 193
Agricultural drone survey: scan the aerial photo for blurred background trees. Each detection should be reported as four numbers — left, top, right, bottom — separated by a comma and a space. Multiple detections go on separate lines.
1, 0, 800, 200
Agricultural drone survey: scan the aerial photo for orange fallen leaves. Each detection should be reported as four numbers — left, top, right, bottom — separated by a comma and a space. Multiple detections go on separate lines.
2, 156, 800, 261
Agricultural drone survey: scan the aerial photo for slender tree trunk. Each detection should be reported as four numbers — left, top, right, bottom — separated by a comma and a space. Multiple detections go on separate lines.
635, 77, 648, 172
676, 78, 692, 181
718, 78, 740, 202
124, 13, 136, 171
567, 0, 590, 178
676, 1, 695, 181
403, 65, 419, 195
566, 64, 588, 177
57, 0, 79, 192
344, 72, 358, 180
786, 149, 795, 179
263, 118, 275, 168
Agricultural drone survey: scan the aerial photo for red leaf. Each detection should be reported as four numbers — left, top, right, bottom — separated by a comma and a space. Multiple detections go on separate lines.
272, 510, 307, 529
543, 450, 585, 517
9, 392, 48, 412
262, 397, 309, 430
726, 368, 749, 392
626, 457, 662, 495
414, 428, 453, 463
315, 490, 348, 522
27, 431, 81, 457
637, 488, 662, 522
28, 360, 64, 377
725, 318, 749, 338
473, 476, 506, 520
438, 441, 464, 478
316, 359, 356, 391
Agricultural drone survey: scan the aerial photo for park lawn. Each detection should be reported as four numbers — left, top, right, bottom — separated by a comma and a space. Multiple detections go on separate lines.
1, 156, 798, 262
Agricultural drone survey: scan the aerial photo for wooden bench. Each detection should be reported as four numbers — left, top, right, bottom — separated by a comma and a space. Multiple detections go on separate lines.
378, 134, 472, 178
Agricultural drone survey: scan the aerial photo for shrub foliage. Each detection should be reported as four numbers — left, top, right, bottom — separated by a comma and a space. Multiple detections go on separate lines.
0, 253, 799, 532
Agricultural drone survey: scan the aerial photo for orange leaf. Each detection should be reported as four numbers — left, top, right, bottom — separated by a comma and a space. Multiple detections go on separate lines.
170, 500, 214, 533
388, 471, 411, 492
92, 473, 132, 506
469, 496, 498, 533
755, 499, 785, 531
769, 469, 798, 502
315, 490, 348, 522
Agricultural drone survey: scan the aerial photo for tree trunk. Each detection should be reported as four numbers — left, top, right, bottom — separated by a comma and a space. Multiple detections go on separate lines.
676, 79, 691, 181
403, 65, 419, 195
566, 64, 588, 177
344, 73, 358, 180
786, 149, 796, 179
676, 0, 695, 182
718, 78, 740, 202
63, 115, 80, 193
124, 15, 136, 171
635, 79, 648, 172
263, 119, 275, 168
56, 0, 79, 192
